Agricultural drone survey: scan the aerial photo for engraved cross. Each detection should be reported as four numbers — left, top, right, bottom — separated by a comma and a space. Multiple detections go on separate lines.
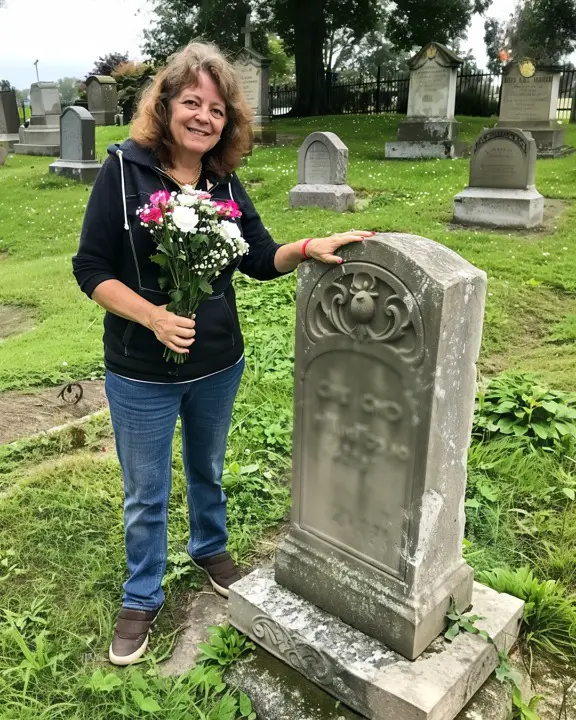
242, 13, 253, 49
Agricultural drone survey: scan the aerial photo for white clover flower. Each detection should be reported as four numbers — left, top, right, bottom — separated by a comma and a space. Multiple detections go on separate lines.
172, 206, 199, 233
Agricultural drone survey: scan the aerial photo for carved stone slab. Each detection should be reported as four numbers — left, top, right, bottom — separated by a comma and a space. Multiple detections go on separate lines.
274, 233, 487, 659
470, 127, 537, 190
86, 75, 118, 126
229, 568, 524, 720
49, 107, 102, 182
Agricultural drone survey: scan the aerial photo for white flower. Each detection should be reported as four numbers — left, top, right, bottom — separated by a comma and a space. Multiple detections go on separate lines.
172, 206, 199, 233
220, 220, 242, 240
177, 193, 196, 207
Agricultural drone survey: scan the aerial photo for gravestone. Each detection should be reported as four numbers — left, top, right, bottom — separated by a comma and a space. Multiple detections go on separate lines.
0, 90, 21, 149
235, 14, 276, 145
289, 132, 355, 212
386, 42, 466, 159
49, 106, 102, 182
229, 234, 524, 720
0, 147, 7, 167
454, 127, 544, 228
497, 59, 572, 157
13, 82, 61, 156
86, 75, 118, 126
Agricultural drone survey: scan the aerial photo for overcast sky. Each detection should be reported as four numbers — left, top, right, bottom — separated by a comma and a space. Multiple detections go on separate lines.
0, 0, 519, 89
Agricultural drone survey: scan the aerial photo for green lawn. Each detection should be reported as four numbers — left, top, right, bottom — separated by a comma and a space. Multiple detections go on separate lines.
1, 115, 576, 715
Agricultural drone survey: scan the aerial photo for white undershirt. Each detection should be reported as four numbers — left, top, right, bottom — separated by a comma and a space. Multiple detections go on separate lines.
111, 354, 244, 385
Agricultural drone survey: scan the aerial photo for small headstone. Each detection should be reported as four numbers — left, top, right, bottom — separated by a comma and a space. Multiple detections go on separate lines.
234, 14, 276, 145
0, 90, 21, 149
454, 127, 544, 228
49, 106, 102, 183
386, 42, 467, 159
229, 234, 524, 720
497, 59, 573, 157
0, 147, 7, 166
13, 82, 61, 156
86, 75, 118, 126
289, 132, 355, 212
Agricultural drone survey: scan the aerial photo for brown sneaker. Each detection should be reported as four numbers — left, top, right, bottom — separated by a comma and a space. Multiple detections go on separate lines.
108, 606, 162, 666
190, 552, 241, 598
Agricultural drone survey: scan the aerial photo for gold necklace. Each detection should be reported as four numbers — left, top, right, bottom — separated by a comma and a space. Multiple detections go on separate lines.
163, 163, 202, 188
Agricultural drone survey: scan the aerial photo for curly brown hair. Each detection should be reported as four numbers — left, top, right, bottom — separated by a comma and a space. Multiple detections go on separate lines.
131, 42, 253, 178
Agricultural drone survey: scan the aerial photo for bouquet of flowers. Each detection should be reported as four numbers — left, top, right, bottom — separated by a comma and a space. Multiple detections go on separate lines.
138, 186, 248, 363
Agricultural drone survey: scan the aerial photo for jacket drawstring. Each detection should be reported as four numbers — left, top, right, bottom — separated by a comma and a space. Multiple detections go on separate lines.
116, 149, 129, 231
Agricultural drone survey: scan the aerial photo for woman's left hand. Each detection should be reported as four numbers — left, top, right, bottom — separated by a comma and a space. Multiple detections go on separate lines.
304, 230, 375, 264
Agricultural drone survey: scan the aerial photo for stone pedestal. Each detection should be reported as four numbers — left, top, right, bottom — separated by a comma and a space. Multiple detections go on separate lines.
453, 127, 544, 228
386, 43, 466, 160
14, 82, 61, 156
235, 47, 277, 146
49, 106, 101, 182
86, 75, 118, 126
290, 132, 355, 212
230, 569, 524, 720
497, 60, 573, 158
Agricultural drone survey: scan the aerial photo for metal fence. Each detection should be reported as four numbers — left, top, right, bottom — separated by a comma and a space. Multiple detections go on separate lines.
270, 66, 576, 120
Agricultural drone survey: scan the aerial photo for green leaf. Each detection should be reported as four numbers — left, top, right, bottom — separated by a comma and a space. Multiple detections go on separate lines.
239, 691, 253, 716
140, 696, 162, 713
150, 253, 168, 266
444, 623, 461, 642
465, 498, 480, 509
199, 278, 213, 295
562, 487, 575, 501
170, 289, 184, 302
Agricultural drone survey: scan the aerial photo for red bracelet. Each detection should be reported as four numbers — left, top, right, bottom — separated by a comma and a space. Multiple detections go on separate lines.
301, 238, 313, 259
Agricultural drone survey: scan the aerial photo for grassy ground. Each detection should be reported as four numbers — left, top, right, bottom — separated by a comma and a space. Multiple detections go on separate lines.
1, 115, 576, 715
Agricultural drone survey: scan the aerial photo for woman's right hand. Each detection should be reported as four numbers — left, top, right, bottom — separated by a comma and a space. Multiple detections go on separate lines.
148, 305, 196, 355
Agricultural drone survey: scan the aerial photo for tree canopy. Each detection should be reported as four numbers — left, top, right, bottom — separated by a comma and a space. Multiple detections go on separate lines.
90, 52, 129, 77
485, 0, 576, 66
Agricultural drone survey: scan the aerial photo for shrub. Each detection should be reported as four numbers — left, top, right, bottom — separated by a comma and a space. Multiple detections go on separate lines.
112, 61, 154, 122
473, 372, 576, 450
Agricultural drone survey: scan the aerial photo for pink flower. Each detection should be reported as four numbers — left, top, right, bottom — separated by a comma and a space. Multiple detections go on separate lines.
139, 206, 163, 224
150, 190, 172, 207
213, 200, 242, 219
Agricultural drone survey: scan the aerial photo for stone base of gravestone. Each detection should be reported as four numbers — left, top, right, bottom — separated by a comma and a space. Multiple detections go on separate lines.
0, 147, 7, 167
453, 187, 544, 228
398, 119, 460, 142
386, 139, 467, 159
0, 134, 19, 150
252, 123, 277, 145
497, 122, 573, 158
91, 110, 116, 126
229, 569, 524, 720
289, 183, 355, 212
49, 159, 102, 183
13, 125, 60, 156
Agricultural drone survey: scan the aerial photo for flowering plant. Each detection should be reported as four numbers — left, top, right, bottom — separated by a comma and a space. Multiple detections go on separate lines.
138, 186, 248, 363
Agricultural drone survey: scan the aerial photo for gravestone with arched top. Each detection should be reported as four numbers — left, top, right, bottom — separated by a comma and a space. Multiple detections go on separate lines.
49, 106, 102, 182
289, 132, 355, 212
86, 75, 118, 126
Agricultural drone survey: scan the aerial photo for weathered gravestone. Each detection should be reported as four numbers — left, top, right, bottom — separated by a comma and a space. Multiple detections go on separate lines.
454, 127, 544, 228
49, 106, 102, 182
14, 82, 61, 156
229, 234, 524, 720
0, 147, 7, 167
0, 90, 21, 149
386, 43, 467, 159
86, 75, 118, 126
235, 14, 276, 145
289, 132, 355, 212
497, 59, 572, 157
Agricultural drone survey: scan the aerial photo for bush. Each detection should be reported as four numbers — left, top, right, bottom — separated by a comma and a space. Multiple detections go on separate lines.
473, 372, 576, 450
112, 61, 155, 123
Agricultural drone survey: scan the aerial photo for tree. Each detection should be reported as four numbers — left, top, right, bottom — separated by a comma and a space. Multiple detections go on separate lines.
0, 79, 14, 91
57, 77, 81, 106
268, 35, 295, 84
142, 0, 268, 64
485, 0, 576, 66
484, 16, 508, 73
386, 0, 492, 51
90, 52, 129, 77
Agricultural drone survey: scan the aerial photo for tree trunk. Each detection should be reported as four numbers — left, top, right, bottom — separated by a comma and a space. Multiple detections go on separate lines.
289, 0, 328, 116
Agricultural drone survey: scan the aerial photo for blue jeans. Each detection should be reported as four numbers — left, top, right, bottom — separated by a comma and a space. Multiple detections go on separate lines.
105, 358, 244, 611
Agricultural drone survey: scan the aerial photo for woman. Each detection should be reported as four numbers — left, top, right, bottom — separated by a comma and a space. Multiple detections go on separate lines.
72, 41, 372, 667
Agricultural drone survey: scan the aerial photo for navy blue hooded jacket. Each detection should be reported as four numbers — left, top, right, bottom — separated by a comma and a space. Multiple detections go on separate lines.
72, 139, 285, 382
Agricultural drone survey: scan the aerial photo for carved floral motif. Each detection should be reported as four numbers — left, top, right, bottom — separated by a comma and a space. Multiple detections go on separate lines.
306, 263, 425, 366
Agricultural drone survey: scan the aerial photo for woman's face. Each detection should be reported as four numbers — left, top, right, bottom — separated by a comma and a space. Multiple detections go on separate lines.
169, 71, 227, 162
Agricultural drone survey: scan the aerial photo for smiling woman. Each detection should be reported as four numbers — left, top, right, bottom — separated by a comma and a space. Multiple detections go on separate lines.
71, 40, 372, 669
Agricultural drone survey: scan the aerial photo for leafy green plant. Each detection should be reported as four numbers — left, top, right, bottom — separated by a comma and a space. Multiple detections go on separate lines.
197, 624, 256, 668
474, 372, 576, 449
478, 566, 576, 666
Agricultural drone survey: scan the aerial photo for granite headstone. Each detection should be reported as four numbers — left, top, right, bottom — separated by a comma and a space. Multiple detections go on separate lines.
289, 132, 355, 212
49, 106, 102, 182
86, 75, 118, 126
0, 90, 21, 149
14, 82, 61, 156
229, 234, 524, 720
454, 127, 544, 228
386, 42, 466, 159
497, 59, 572, 157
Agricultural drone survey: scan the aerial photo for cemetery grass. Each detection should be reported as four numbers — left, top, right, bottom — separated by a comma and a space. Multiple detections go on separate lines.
1, 116, 576, 711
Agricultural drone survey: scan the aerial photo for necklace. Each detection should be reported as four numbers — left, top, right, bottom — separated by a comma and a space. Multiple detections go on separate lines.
163, 163, 202, 188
